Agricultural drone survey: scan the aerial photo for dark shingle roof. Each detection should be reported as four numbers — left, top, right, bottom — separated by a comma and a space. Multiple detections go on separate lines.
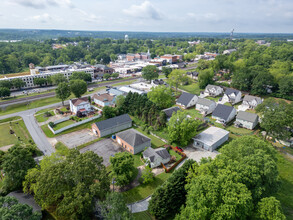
162, 106, 181, 118
243, 95, 262, 103
94, 114, 132, 131
116, 128, 151, 147
236, 111, 259, 123
155, 148, 170, 159
71, 97, 89, 106
143, 147, 170, 162
212, 104, 235, 121
225, 88, 240, 96
177, 92, 196, 106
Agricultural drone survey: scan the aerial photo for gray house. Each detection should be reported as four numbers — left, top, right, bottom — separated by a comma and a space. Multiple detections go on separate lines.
235, 111, 259, 129
212, 104, 236, 124
242, 95, 263, 109
143, 147, 171, 168
116, 128, 151, 154
92, 114, 132, 137
195, 98, 217, 115
162, 106, 182, 121
176, 92, 198, 109
193, 126, 229, 151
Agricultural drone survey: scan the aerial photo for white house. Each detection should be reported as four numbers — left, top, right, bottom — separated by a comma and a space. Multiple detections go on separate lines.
196, 98, 217, 115
242, 95, 263, 109
221, 88, 242, 104
235, 111, 259, 130
212, 104, 236, 124
193, 126, 229, 151
143, 147, 171, 168
176, 92, 198, 109
92, 93, 116, 107
204, 85, 223, 97
69, 97, 91, 114
223, 49, 237, 55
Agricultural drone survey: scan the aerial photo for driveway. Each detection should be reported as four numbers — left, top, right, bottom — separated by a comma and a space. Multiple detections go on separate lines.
56, 129, 97, 149
237, 104, 249, 112
80, 138, 123, 166
183, 145, 218, 163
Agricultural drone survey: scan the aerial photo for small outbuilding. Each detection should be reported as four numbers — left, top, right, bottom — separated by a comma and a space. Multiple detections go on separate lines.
116, 128, 151, 154
193, 126, 229, 151
143, 147, 171, 168
162, 106, 181, 121
235, 111, 259, 130
92, 114, 132, 137
176, 92, 198, 109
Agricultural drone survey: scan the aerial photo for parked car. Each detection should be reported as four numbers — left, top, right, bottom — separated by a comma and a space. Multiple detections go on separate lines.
176, 146, 183, 152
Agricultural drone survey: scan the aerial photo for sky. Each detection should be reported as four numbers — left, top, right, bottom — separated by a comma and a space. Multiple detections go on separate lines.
0, 0, 293, 33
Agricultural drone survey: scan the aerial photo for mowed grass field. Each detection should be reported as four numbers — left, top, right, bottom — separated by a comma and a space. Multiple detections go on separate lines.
0, 117, 33, 147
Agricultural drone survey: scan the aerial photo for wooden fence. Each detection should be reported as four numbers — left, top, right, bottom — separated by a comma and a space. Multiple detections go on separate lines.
161, 145, 186, 173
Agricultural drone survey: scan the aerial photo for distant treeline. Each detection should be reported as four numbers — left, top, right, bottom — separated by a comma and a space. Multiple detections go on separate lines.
0, 29, 293, 40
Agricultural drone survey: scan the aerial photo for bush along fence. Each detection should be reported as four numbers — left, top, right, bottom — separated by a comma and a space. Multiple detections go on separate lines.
161, 145, 186, 173
48, 115, 101, 135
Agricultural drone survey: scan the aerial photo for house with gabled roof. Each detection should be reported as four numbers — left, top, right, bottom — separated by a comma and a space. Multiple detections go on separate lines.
196, 98, 217, 115
204, 84, 223, 97
212, 104, 236, 124
235, 111, 259, 129
69, 97, 91, 114
221, 88, 242, 104
143, 147, 171, 168
116, 128, 151, 154
92, 93, 116, 107
176, 92, 198, 109
92, 114, 132, 137
162, 106, 181, 121
242, 95, 263, 109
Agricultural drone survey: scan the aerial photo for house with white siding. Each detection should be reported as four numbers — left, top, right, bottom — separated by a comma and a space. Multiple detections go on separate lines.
235, 111, 259, 130
69, 97, 91, 114
204, 85, 223, 97
212, 104, 236, 124
221, 88, 242, 104
176, 92, 198, 109
195, 98, 217, 115
143, 147, 171, 168
242, 95, 263, 109
92, 93, 116, 107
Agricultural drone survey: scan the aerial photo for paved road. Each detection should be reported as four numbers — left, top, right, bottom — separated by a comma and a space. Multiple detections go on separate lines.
0, 77, 140, 108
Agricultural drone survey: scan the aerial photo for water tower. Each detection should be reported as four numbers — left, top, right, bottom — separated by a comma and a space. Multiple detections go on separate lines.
125, 34, 129, 43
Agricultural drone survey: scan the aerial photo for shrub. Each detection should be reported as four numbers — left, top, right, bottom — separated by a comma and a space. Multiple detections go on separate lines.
49, 122, 55, 128
44, 111, 52, 117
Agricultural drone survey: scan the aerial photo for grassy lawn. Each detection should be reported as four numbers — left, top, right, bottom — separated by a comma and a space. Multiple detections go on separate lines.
122, 172, 172, 203
169, 149, 182, 161
0, 116, 21, 123
185, 108, 204, 119
206, 96, 219, 102
158, 74, 166, 79
133, 211, 155, 220
274, 153, 293, 220
135, 127, 165, 148
111, 79, 137, 87
179, 82, 202, 95
0, 117, 33, 147
54, 141, 69, 156
35, 110, 56, 123
133, 154, 144, 167
41, 116, 104, 138
226, 125, 255, 136
151, 128, 169, 142
53, 120, 75, 131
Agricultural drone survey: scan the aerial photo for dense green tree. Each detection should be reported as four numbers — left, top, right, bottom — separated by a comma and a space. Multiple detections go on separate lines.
0, 87, 11, 98
162, 67, 172, 78
70, 79, 87, 98
103, 73, 111, 80
168, 111, 200, 146
251, 72, 276, 95
149, 160, 194, 219
278, 75, 293, 97
112, 72, 119, 78
115, 95, 125, 109
98, 193, 133, 220
11, 78, 25, 89
167, 69, 189, 92
23, 150, 110, 220
33, 78, 47, 87
70, 71, 92, 82
141, 166, 154, 184
142, 65, 159, 82
0, 196, 41, 220
51, 73, 67, 85
1, 144, 36, 193
0, 80, 12, 89
256, 98, 293, 141
103, 106, 117, 119
256, 197, 286, 220
198, 68, 214, 89
147, 85, 175, 109
55, 82, 71, 105
110, 152, 136, 186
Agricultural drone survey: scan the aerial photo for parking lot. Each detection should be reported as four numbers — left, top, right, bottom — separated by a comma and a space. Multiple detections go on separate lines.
56, 129, 97, 149
183, 145, 218, 162
80, 138, 124, 166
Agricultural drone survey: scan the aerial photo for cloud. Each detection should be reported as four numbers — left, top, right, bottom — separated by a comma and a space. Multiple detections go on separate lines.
31, 13, 52, 23
123, 1, 162, 20
74, 9, 102, 23
187, 12, 221, 22
10, 0, 74, 9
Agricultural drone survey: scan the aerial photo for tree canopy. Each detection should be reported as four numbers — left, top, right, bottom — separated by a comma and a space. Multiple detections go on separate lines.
55, 82, 71, 105
147, 85, 175, 109
142, 65, 159, 82
69, 79, 87, 98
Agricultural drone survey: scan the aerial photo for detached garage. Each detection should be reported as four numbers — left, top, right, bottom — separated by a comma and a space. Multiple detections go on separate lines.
193, 126, 229, 151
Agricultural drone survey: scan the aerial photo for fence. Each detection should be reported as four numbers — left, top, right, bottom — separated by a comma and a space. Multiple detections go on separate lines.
53, 116, 71, 125
161, 145, 186, 173
48, 115, 101, 135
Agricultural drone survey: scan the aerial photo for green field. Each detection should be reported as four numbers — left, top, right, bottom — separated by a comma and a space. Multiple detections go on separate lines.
179, 82, 202, 95
122, 172, 171, 203
275, 154, 293, 220
134, 127, 165, 148
53, 120, 75, 131
35, 109, 56, 123
0, 117, 33, 147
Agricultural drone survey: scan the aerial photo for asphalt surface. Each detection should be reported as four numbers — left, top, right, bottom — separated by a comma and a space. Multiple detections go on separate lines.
0, 77, 140, 108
